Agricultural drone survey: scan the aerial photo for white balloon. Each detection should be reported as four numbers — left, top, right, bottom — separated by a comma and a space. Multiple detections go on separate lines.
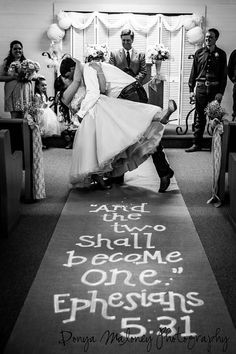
57, 10, 65, 21
58, 16, 72, 30
47, 23, 65, 42
183, 16, 196, 31
187, 26, 204, 45
192, 14, 203, 26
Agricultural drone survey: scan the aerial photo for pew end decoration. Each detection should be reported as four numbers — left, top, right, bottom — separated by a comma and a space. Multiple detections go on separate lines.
17, 99, 46, 201
205, 99, 227, 129
206, 100, 228, 208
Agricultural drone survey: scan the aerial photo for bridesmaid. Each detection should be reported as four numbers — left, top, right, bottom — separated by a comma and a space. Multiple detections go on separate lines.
0, 40, 34, 118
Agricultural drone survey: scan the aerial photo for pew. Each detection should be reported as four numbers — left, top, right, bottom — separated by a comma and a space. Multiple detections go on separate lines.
228, 153, 236, 228
218, 120, 236, 202
0, 118, 33, 201
0, 130, 22, 237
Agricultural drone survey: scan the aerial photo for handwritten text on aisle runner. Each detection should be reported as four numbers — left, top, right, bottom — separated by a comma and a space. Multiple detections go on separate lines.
54, 202, 204, 337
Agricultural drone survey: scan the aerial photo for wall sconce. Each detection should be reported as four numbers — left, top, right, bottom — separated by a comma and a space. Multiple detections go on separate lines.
42, 51, 58, 69
42, 51, 59, 113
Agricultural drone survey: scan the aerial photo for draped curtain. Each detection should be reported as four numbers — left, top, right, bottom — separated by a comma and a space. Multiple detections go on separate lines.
67, 11, 189, 33
65, 11, 197, 125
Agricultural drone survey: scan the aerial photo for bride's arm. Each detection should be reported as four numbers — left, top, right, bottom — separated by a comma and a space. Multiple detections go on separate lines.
61, 59, 83, 106
77, 63, 100, 119
89, 62, 106, 93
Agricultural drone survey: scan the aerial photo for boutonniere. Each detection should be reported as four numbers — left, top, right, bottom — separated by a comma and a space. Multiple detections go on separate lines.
215, 52, 219, 58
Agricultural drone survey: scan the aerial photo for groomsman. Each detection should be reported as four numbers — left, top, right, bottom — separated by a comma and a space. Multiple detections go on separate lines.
186, 28, 227, 152
109, 28, 174, 192
109, 28, 147, 85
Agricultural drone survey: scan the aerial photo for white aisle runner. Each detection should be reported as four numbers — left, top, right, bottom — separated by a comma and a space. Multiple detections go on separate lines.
4, 158, 236, 354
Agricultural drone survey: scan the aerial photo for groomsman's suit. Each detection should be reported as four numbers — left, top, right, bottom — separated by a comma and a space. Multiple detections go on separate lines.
109, 48, 147, 84
109, 29, 174, 192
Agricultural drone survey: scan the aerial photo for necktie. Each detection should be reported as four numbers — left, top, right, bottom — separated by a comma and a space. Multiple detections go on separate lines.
126, 51, 130, 67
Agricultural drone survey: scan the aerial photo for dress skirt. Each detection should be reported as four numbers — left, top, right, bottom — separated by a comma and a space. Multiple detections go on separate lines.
69, 95, 165, 188
4, 80, 34, 112
40, 107, 61, 137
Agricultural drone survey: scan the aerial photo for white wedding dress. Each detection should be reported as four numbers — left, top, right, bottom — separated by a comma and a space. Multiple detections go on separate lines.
35, 93, 61, 137
69, 84, 166, 188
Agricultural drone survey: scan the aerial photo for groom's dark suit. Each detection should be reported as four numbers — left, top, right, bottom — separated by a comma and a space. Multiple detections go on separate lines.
109, 48, 147, 84
109, 47, 174, 192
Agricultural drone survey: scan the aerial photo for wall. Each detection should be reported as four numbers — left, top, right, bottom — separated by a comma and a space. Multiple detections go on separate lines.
0, 0, 235, 118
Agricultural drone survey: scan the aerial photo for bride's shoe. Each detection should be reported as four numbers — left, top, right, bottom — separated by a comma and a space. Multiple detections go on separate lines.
92, 175, 112, 190
168, 99, 177, 113
160, 99, 177, 125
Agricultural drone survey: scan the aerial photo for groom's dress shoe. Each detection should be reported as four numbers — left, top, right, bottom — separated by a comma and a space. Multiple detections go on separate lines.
109, 175, 125, 185
92, 175, 112, 190
159, 170, 174, 193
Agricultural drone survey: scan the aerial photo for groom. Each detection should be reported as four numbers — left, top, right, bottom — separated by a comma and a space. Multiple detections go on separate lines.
60, 57, 176, 192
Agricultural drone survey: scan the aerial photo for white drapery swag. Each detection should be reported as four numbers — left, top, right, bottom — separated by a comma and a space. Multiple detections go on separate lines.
67, 11, 189, 33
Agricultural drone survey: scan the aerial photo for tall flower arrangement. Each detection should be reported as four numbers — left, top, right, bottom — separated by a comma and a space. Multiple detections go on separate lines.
146, 44, 170, 63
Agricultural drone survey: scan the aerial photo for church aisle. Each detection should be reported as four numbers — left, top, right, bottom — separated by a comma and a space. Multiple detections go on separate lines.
4, 158, 236, 354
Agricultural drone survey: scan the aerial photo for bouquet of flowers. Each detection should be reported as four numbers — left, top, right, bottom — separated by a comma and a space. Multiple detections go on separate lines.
85, 44, 109, 62
205, 100, 226, 121
8, 59, 40, 82
146, 44, 170, 63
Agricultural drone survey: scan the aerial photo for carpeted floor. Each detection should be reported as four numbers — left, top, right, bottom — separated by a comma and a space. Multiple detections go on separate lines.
166, 148, 236, 329
0, 147, 236, 353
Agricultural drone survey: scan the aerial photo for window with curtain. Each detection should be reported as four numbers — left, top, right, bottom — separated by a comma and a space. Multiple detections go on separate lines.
63, 12, 198, 125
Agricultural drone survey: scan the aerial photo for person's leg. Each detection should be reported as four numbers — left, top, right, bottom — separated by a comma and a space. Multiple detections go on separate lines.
91, 174, 112, 190
185, 86, 207, 152
118, 90, 140, 102
153, 99, 177, 124
193, 88, 208, 147
152, 143, 174, 192
110, 88, 141, 185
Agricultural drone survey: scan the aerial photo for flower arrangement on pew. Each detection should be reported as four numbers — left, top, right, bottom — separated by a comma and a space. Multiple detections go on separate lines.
205, 99, 226, 131
16, 98, 46, 200
205, 99, 227, 208
8, 59, 40, 82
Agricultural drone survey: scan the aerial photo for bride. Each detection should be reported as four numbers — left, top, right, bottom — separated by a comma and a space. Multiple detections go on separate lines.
56, 57, 177, 190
